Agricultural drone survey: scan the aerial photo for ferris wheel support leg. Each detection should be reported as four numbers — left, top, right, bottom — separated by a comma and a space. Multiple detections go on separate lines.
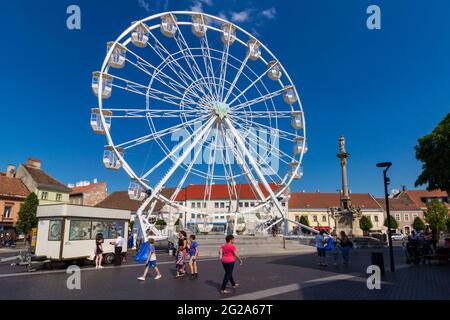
136, 196, 155, 243
223, 118, 287, 220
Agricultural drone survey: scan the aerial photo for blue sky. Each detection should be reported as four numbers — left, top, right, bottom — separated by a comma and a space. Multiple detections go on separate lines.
0, 0, 449, 197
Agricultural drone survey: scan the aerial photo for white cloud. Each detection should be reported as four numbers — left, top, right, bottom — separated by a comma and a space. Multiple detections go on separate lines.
137, 0, 150, 12
190, 2, 204, 12
261, 7, 276, 20
231, 9, 252, 23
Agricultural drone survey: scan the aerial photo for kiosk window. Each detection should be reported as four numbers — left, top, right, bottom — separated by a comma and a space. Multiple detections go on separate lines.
92, 221, 110, 239
69, 220, 92, 241
48, 220, 62, 241
108, 221, 125, 239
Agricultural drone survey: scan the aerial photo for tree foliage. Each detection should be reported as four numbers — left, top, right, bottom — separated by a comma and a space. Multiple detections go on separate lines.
384, 215, 399, 230
16, 193, 39, 235
299, 215, 309, 227
415, 112, 450, 194
412, 216, 426, 231
424, 199, 449, 233
359, 215, 373, 234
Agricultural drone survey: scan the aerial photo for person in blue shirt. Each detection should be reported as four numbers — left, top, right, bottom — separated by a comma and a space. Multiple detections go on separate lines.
137, 238, 162, 281
188, 235, 199, 279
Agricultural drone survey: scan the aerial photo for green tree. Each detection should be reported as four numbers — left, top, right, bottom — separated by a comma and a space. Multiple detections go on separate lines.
424, 199, 448, 233
412, 216, 426, 232
384, 215, 399, 231
446, 218, 450, 232
155, 219, 167, 231
359, 216, 373, 235
415, 112, 450, 194
299, 215, 309, 226
16, 193, 39, 235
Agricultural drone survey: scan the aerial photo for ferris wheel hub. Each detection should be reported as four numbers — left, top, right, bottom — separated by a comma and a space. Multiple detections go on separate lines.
213, 101, 230, 119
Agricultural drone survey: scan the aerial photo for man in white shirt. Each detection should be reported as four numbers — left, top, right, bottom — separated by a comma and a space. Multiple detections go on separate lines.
111, 232, 124, 266
315, 230, 327, 267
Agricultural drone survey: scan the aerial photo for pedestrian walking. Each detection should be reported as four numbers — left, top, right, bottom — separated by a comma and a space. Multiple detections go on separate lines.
219, 235, 242, 294
330, 234, 340, 265
95, 234, 104, 269
188, 234, 199, 279
339, 231, 352, 265
110, 232, 124, 266
175, 231, 188, 277
315, 230, 327, 266
137, 238, 162, 281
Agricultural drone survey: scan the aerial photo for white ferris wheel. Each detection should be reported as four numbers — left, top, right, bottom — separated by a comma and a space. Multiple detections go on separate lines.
90, 11, 307, 238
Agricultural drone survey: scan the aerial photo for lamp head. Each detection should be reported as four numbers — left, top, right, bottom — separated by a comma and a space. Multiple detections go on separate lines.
376, 162, 392, 168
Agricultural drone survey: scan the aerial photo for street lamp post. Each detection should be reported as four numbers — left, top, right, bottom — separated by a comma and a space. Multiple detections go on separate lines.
376, 162, 395, 272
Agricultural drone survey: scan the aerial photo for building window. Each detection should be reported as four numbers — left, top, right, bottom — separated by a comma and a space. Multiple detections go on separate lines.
412, 213, 418, 219
374, 215, 379, 222
220, 202, 225, 209
404, 213, 410, 222
214, 202, 219, 209
3, 205, 12, 218
41, 192, 48, 200
191, 202, 195, 209
197, 202, 201, 208
250, 202, 255, 207
56, 194, 62, 202
295, 215, 299, 222
244, 202, 249, 208
203, 203, 206, 208
395, 213, 401, 221
239, 202, 243, 208
322, 216, 327, 222
282, 202, 286, 207
313, 215, 318, 222
192, 214, 196, 219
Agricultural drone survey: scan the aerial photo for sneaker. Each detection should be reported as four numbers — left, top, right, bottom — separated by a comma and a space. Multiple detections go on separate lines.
98, 266, 104, 269
220, 290, 230, 294
137, 277, 146, 281
232, 283, 240, 288
154, 274, 162, 280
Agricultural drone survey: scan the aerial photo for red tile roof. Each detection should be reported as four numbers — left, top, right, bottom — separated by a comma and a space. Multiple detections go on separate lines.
289, 192, 382, 210
0, 175, 30, 198
22, 165, 71, 193
396, 189, 450, 209
173, 183, 280, 201
375, 197, 422, 211
96, 188, 176, 212
70, 182, 105, 195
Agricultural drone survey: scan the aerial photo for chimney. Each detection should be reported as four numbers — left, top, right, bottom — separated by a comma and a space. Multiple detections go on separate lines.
6, 165, 15, 178
26, 158, 42, 169
402, 185, 407, 192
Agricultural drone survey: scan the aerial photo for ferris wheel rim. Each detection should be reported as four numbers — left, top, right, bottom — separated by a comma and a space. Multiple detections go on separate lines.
96, 11, 307, 216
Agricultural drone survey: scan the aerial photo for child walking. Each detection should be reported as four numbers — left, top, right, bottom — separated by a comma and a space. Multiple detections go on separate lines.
188, 235, 199, 279
137, 238, 162, 281
175, 247, 186, 278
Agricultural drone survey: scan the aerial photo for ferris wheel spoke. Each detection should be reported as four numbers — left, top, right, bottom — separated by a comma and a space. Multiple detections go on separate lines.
219, 124, 240, 201
228, 65, 275, 106
229, 115, 297, 141
231, 110, 291, 118
231, 87, 286, 111
216, 44, 230, 101
174, 28, 215, 101
150, 117, 216, 200
200, 34, 220, 102
169, 123, 214, 202
140, 118, 213, 180
124, 46, 207, 106
223, 46, 253, 104
229, 118, 297, 165
221, 124, 266, 202
117, 115, 209, 150
203, 122, 220, 203
223, 117, 287, 216
104, 108, 207, 118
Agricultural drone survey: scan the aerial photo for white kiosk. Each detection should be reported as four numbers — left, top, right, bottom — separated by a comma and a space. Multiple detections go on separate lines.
35, 204, 130, 264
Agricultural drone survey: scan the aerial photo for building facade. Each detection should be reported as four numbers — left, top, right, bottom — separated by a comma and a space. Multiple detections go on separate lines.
375, 196, 423, 235
15, 158, 71, 205
288, 192, 385, 234
69, 181, 108, 207
0, 169, 30, 232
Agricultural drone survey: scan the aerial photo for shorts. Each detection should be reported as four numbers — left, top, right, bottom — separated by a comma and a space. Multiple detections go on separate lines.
317, 248, 326, 257
189, 256, 197, 264
146, 260, 157, 269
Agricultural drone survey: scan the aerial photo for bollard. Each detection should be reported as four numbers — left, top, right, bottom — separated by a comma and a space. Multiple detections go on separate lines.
371, 252, 385, 275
